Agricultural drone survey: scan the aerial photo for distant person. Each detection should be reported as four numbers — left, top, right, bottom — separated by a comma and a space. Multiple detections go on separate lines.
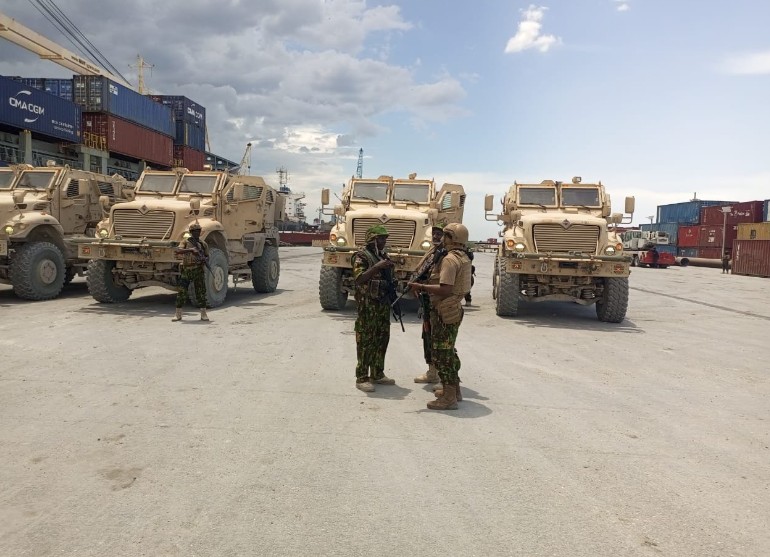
352, 225, 396, 392
722, 251, 731, 274
173, 223, 210, 322
650, 245, 660, 268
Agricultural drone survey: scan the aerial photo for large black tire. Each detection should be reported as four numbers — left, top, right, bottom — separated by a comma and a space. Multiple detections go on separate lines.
198, 248, 228, 307
252, 245, 280, 293
9, 242, 66, 301
87, 259, 131, 303
63, 266, 77, 286
319, 265, 348, 310
495, 261, 520, 317
596, 277, 629, 323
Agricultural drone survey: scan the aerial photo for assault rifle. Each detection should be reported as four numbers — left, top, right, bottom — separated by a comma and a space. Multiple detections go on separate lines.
392, 246, 447, 308
177, 237, 212, 274
381, 256, 404, 332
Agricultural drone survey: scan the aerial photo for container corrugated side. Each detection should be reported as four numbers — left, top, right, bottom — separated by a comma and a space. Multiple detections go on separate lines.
173, 145, 205, 170
677, 225, 700, 247
0, 75, 81, 142
174, 121, 206, 151
82, 112, 172, 167
700, 201, 765, 226
737, 222, 770, 241
697, 247, 723, 259
732, 240, 770, 278
657, 200, 737, 224
698, 225, 738, 249
73, 76, 174, 137
149, 95, 206, 127
657, 245, 677, 255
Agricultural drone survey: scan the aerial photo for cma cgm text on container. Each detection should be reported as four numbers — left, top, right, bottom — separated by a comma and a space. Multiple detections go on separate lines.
0, 75, 81, 142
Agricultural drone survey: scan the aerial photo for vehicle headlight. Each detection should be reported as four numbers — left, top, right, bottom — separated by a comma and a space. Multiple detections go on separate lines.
420, 240, 431, 250
98, 228, 109, 238
335, 237, 347, 247
3, 225, 14, 235
604, 246, 616, 255
182, 232, 191, 239
514, 243, 526, 252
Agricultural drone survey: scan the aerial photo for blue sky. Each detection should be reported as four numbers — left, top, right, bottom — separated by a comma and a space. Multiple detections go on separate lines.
1, 1, 769, 238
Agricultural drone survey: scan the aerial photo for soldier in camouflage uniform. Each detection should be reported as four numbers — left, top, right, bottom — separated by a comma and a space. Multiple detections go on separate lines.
173, 223, 210, 322
408, 223, 472, 410
413, 224, 446, 384
352, 225, 397, 392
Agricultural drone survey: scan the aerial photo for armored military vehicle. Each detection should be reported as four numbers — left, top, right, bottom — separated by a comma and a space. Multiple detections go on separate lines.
0, 162, 132, 300
319, 174, 465, 310
485, 177, 635, 322
80, 167, 284, 306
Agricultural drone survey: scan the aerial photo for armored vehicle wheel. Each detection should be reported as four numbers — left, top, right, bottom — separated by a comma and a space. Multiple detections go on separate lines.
63, 267, 77, 286
492, 258, 499, 300
495, 266, 520, 317
87, 259, 131, 303
319, 265, 347, 310
596, 277, 629, 323
252, 245, 280, 293
9, 242, 66, 301
199, 248, 229, 307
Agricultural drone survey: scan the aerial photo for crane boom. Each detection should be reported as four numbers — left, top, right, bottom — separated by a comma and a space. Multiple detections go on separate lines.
0, 10, 132, 88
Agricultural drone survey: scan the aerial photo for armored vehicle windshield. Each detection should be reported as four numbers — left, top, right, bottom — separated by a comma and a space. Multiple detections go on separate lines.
562, 187, 600, 207
16, 170, 56, 190
519, 186, 556, 206
352, 181, 389, 201
393, 181, 430, 203
0, 168, 15, 189
137, 174, 178, 194
179, 174, 218, 194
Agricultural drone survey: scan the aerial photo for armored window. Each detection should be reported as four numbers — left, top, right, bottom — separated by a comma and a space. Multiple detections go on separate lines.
179, 175, 217, 194
519, 187, 557, 206
562, 188, 600, 207
97, 182, 116, 202
267, 190, 274, 203
65, 179, 80, 198
352, 181, 388, 201
0, 169, 15, 189
17, 171, 55, 190
441, 194, 452, 211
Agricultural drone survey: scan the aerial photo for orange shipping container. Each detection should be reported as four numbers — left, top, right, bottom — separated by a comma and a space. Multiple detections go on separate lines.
736, 222, 770, 241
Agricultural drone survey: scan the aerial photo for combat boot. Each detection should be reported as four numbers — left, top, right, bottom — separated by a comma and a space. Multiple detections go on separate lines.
414, 364, 439, 384
200, 308, 209, 321
372, 375, 395, 385
356, 379, 375, 392
172, 308, 183, 322
433, 381, 463, 402
427, 382, 458, 410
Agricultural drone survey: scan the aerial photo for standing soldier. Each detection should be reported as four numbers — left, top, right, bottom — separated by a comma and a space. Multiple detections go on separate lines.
722, 251, 731, 274
352, 225, 397, 392
173, 223, 210, 322
408, 223, 472, 410
413, 224, 446, 384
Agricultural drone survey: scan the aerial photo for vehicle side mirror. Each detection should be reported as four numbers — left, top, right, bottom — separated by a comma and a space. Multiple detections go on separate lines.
190, 198, 201, 213
99, 195, 111, 212
625, 196, 635, 214
334, 205, 344, 216
610, 213, 623, 224
13, 190, 27, 205
321, 188, 330, 206
484, 194, 494, 212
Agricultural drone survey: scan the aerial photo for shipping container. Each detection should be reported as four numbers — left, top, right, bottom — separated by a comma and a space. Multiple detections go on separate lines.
0, 75, 81, 142
9, 77, 74, 101
737, 222, 770, 241
654, 245, 677, 256
697, 225, 737, 249
640, 222, 679, 245
173, 145, 205, 170
764, 199, 769, 222
81, 113, 172, 167
73, 76, 174, 137
677, 247, 699, 257
700, 201, 765, 226
174, 120, 206, 151
677, 225, 700, 247
149, 95, 206, 128
657, 200, 736, 224
697, 247, 723, 259
732, 240, 770, 278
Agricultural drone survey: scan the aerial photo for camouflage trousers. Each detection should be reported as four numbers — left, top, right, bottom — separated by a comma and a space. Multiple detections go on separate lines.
420, 294, 432, 364
429, 308, 463, 383
354, 300, 391, 381
176, 265, 207, 308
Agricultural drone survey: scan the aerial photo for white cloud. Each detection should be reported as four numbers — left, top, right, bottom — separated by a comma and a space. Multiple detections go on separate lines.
720, 51, 770, 75
504, 5, 561, 54
613, 0, 630, 12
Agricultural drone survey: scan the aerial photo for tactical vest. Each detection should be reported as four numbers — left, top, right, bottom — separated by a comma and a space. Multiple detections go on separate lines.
353, 248, 390, 302
429, 248, 472, 324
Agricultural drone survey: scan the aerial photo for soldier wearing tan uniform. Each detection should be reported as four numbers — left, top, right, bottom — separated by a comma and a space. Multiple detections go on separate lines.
408, 222, 472, 410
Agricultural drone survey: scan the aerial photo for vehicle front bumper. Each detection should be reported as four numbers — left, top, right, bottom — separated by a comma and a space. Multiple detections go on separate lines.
78, 239, 181, 263
502, 252, 631, 277
322, 246, 426, 274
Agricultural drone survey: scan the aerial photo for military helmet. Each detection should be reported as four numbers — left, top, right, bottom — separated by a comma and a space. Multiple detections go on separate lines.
442, 222, 469, 245
431, 221, 446, 233
365, 225, 389, 243
189, 223, 202, 231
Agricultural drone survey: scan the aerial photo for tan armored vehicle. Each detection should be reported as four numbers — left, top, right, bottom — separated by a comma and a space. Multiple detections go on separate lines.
319, 174, 464, 310
79, 167, 284, 306
485, 177, 635, 322
0, 162, 133, 300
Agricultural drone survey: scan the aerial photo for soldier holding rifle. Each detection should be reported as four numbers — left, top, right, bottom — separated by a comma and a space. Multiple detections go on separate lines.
172, 222, 210, 322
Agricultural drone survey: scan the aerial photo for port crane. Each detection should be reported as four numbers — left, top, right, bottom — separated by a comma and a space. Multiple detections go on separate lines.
236, 143, 252, 175
355, 148, 363, 178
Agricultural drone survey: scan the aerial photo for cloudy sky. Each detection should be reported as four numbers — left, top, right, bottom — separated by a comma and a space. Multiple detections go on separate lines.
1, 1, 769, 238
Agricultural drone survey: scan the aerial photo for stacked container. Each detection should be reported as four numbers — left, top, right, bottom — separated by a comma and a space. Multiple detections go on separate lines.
0, 75, 81, 142
149, 95, 206, 169
10, 77, 74, 101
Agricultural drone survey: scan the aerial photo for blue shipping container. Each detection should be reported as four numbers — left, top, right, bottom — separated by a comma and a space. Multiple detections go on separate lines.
657, 200, 737, 225
174, 120, 206, 151
149, 95, 206, 128
639, 222, 680, 245
8, 77, 75, 101
0, 75, 81, 142
73, 75, 174, 137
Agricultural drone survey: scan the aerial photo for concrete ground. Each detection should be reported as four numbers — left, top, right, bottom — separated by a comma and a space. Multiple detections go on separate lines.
1, 247, 768, 556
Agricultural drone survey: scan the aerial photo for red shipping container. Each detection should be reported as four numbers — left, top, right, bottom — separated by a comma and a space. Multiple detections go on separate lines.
678, 225, 700, 247
732, 240, 770, 278
700, 201, 765, 226
697, 225, 738, 249
697, 247, 723, 259
173, 145, 205, 171
82, 112, 173, 167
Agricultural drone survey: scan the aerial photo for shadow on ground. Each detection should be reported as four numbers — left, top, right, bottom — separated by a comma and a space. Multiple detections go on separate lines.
497, 301, 642, 334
